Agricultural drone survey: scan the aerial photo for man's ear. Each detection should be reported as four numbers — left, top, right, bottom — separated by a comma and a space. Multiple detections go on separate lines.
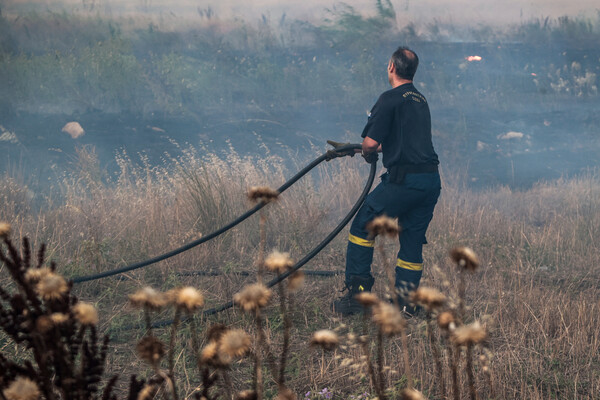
388, 61, 394, 73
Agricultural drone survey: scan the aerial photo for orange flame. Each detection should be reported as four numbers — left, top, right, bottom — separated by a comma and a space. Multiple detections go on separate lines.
466, 55, 482, 62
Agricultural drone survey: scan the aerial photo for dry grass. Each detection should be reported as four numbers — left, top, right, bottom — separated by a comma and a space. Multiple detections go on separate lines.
1, 148, 599, 399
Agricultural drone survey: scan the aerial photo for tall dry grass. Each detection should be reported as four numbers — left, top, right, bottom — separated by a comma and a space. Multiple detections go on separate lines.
1, 148, 599, 398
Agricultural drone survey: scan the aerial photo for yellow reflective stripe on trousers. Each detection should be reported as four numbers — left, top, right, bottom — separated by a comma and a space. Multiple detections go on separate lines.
348, 233, 375, 248
397, 258, 423, 271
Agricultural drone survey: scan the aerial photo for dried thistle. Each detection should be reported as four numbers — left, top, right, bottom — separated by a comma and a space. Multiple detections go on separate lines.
24, 267, 52, 282
219, 329, 251, 357
372, 301, 405, 335
173, 286, 204, 312
310, 329, 339, 351
0, 222, 11, 238
355, 291, 379, 307
73, 302, 99, 326
50, 312, 69, 324
3, 376, 40, 400
264, 250, 294, 274
137, 384, 158, 400
129, 287, 168, 310
207, 323, 229, 342
410, 286, 446, 310
437, 311, 456, 331
200, 341, 232, 368
136, 336, 166, 364
275, 385, 296, 400
235, 390, 257, 400
35, 272, 68, 300
247, 186, 280, 203
451, 321, 487, 346
366, 215, 399, 238
35, 315, 54, 333
287, 271, 305, 291
233, 283, 272, 313
450, 246, 480, 271
399, 388, 427, 400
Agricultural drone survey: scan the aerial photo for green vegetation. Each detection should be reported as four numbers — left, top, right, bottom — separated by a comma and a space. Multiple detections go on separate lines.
0, 4, 598, 118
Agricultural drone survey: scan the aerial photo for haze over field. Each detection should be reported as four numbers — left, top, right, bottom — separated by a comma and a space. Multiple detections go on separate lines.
3, 0, 599, 26
0, 0, 599, 189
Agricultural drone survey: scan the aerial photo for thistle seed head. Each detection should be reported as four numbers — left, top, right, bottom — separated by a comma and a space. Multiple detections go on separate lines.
50, 313, 69, 325
437, 311, 456, 331
235, 390, 257, 400
3, 377, 40, 400
36, 273, 68, 300
136, 336, 166, 364
287, 271, 305, 291
247, 186, 279, 203
174, 286, 204, 312
310, 329, 339, 351
399, 388, 427, 400
233, 283, 272, 313
275, 385, 296, 400
73, 302, 99, 326
129, 287, 168, 310
355, 292, 379, 308
24, 267, 52, 283
0, 222, 11, 238
372, 302, 405, 335
207, 323, 229, 342
36, 316, 54, 333
201, 341, 232, 368
410, 286, 446, 310
219, 329, 251, 357
366, 215, 399, 238
137, 385, 157, 400
450, 247, 480, 271
264, 250, 294, 274
451, 321, 487, 346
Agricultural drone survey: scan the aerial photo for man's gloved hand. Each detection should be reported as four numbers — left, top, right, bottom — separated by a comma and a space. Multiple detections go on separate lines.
361, 150, 378, 164
325, 140, 356, 161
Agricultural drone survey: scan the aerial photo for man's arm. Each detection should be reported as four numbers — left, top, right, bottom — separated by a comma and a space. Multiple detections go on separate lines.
359, 136, 380, 163
361, 136, 381, 154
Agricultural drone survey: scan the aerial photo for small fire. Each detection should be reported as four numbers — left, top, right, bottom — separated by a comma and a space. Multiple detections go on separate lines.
531, 73, 537, 76
466, 55, 482, 62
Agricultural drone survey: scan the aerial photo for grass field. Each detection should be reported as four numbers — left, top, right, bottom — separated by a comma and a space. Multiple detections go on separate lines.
1, 147, 599, 399
1, 1, 599, 398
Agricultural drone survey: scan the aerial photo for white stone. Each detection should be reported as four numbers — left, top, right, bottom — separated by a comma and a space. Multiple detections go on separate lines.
62, 121, 85, 139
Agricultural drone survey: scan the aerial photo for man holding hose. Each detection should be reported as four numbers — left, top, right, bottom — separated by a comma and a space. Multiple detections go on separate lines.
332, 47, 441, 316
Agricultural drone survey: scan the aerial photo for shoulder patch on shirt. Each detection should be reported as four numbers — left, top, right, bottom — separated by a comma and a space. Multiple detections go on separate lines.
402, 91, 427, 103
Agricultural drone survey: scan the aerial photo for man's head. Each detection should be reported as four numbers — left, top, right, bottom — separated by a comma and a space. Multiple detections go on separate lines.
388, 47, 419, 83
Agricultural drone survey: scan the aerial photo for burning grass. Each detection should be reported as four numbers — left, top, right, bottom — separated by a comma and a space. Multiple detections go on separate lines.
1, 149, 599, 398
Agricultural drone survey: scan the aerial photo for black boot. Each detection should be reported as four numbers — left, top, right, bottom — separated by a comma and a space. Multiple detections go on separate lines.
332, 275, 375, 316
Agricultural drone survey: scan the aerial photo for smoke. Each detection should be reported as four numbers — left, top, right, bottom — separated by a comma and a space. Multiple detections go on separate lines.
0, 0, 598, 189
3, 0, 598, 26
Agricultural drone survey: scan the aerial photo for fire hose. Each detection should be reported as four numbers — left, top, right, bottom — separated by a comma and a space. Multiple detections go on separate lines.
68, 142, 377, 328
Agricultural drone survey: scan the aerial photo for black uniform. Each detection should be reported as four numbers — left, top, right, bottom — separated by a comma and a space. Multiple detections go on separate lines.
345, 82, 441, 305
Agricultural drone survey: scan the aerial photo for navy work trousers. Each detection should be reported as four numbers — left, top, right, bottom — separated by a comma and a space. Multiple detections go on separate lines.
346, 171, 441, 294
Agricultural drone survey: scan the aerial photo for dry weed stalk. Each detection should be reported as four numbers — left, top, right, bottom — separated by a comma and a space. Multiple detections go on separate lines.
411, 287, 447, 399
365, 216, 414, 396
0, 234, 145, 399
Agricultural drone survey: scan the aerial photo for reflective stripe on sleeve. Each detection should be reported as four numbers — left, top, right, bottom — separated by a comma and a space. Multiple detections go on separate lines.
396, 258, 424, 271
348, 233, 375, 248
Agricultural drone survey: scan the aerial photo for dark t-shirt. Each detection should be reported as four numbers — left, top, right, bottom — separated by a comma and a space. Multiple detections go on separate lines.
361, 82, 439, 169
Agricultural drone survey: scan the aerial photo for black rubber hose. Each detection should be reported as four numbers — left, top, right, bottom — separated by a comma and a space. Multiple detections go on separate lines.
118, 159, 377, 332
71, 144, 361, 284
175, 270, 342, 277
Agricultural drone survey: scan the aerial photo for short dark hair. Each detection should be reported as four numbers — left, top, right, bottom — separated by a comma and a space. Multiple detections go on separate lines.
391, 47, 419, 80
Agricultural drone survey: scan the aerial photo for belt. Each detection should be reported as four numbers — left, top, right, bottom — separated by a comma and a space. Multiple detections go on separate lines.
388, 164, 438, 184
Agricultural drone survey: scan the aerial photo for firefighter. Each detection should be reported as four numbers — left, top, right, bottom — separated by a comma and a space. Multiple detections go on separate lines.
332, 47, 441, 316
